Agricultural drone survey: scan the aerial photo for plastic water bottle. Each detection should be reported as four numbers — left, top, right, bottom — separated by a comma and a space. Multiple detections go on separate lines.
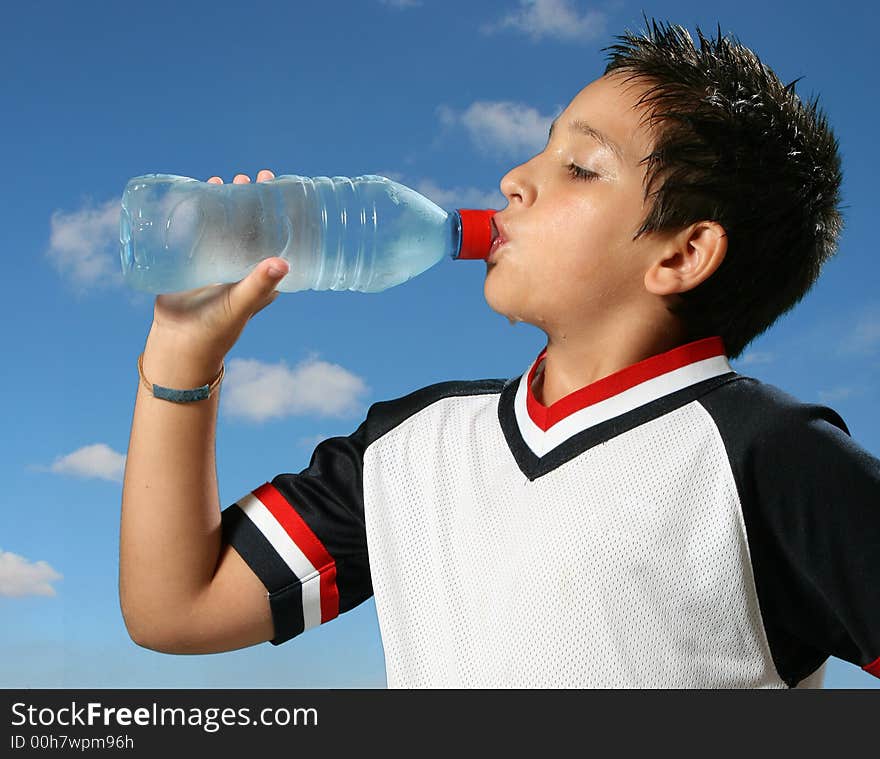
119, 173, 496, 294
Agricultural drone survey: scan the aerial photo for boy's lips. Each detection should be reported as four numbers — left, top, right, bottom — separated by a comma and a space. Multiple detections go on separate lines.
488, 216, 509, 263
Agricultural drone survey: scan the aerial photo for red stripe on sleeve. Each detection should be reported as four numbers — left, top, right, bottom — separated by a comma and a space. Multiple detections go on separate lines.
253, 482, 340, 622
320, 564, 339, 623
863, 656, 880, 678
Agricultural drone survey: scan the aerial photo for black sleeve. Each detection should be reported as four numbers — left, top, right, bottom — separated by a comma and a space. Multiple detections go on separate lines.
220, 420, 373, 646
701, 378, 880, 686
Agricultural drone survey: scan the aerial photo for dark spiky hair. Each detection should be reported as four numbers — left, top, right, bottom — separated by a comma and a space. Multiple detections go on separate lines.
602, 18, 843, 358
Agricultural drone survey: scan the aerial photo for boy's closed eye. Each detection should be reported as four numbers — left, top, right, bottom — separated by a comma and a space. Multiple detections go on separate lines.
567, 163, 599, 181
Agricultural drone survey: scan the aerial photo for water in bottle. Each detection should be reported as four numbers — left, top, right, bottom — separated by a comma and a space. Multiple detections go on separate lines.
119, 173, 496, 294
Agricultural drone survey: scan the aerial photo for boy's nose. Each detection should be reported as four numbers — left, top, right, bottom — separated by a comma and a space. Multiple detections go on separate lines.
500, 160, 535, 206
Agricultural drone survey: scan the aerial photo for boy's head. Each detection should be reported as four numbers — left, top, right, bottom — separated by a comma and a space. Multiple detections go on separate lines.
486, 19, 842, 360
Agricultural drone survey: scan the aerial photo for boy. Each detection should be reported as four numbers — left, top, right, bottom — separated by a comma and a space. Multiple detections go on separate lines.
119, 20, 880, 688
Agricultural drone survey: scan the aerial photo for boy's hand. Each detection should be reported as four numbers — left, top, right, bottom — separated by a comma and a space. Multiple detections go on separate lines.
145, 169, 288, 376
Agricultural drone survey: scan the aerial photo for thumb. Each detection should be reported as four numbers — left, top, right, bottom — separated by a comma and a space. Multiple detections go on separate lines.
227, 257, 290, 319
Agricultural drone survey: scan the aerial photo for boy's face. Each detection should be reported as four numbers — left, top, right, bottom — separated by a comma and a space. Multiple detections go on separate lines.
485, 73, 663, 337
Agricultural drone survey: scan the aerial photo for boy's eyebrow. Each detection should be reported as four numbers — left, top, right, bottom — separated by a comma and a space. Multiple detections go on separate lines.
548, 117, 624, 161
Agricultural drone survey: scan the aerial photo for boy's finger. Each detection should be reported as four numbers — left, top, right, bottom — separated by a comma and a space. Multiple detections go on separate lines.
207, 176, 222, 184
257, 169, 275, 182
233, 174, 251, 184
227, 257, 290, 320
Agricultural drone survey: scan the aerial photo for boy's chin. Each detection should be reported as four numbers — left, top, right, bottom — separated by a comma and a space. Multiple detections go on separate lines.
486, 301, 528, 327
484, 280, 520, 322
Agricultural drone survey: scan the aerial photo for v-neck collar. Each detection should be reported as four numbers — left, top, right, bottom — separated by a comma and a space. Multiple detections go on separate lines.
498, 336, 739, 479
526, 336, 729, 430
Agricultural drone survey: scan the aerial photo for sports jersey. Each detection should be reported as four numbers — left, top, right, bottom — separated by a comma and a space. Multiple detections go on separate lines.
220, 335, 880, 688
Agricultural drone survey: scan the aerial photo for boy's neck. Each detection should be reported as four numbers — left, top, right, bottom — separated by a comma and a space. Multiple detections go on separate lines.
533, 327, 689, 408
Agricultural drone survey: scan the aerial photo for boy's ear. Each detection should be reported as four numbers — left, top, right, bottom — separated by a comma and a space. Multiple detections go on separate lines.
644, 221, 727, 296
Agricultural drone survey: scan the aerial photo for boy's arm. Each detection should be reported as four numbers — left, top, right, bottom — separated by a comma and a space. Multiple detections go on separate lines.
119, 332, 274, 653
119, 169, 287, 653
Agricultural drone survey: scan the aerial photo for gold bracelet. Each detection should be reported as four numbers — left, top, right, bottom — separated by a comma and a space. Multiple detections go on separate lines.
137, 352, 225, 403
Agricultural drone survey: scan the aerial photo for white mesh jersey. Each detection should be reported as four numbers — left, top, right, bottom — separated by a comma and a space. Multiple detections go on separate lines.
221, 336, 880, 688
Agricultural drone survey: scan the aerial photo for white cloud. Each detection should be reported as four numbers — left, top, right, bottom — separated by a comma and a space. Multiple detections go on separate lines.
0, 550, 63, 598
484, 0, 606, 42
841, 307, 880, 356
39, 443, 127, 483
370, 173, 504, 211
413, 179, 505, 212
297, 433, 334, 450
378, 0, 422, 7
373, 169, 407, 183
223, 355, 369, 423
438, 101, 554, 159
46, 197, 122, 291
736, 350, 775, 367
818, 385, 860, 404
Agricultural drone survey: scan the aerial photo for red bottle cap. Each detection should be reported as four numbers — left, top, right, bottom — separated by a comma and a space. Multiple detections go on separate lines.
456, 209, 497, 260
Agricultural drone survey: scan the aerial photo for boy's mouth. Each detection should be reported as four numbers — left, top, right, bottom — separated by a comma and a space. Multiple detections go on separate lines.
488, 216, 508, 262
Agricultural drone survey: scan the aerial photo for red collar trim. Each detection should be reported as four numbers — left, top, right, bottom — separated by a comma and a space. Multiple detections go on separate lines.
526, 336, 727, 431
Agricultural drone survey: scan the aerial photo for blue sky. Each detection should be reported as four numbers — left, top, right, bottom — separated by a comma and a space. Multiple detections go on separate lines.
2, 0, 878, 689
